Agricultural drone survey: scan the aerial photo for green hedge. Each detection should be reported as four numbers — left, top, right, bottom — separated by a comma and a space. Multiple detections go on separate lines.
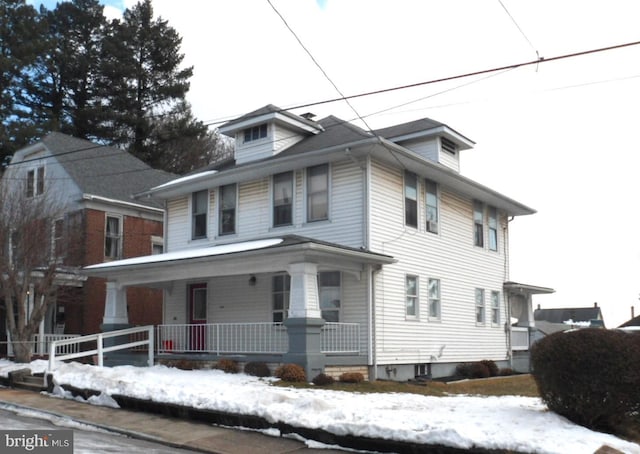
531, 328, 640, 432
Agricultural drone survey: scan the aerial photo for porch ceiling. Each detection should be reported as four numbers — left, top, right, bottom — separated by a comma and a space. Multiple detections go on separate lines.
83, 236, 395, 287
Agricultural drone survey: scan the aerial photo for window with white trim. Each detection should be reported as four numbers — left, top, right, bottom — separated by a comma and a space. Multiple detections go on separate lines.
243, 124, 267, 143
319, 271, 341, 322
491, 291, 501, 325
425, 179, 438, 233
404, 171, 418, 228
26, 166, 45, 197
428, 278, 441, 319
473, 201, 484, 247
475, 288, 485, 324
105, 215, 122, 260
306, 164, 328, 222
191, 190, 208, 240
272, 274, 290, 323
406, 275, 418, 318
151, 236, 163, 255
488, 206, 498, 251
273, 171, 293, 227
219, 184, 237, 235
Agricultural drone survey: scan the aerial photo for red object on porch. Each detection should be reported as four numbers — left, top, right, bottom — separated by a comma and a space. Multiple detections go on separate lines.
163, 340, 174, 351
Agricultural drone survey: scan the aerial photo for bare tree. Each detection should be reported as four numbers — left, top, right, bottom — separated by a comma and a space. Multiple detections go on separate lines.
0, 178, 81, 363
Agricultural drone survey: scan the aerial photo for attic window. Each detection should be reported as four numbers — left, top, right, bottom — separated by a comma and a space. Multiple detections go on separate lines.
441, 137, 457, 155
243, 124, 268, 143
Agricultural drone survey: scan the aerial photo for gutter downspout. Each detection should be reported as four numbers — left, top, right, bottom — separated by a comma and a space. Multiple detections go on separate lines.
505, 216, 514, 370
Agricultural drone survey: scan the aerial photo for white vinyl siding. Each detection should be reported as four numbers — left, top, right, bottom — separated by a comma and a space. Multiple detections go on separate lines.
369, 159, 509, 365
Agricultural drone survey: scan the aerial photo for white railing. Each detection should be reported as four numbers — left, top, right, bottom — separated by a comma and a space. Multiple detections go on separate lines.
511, 326, 530, 351
2, 334, 81, 357
157, 322, 362, 355
157, 323, 288, 354
48, 325, 154, 371
321, 322, 360, 353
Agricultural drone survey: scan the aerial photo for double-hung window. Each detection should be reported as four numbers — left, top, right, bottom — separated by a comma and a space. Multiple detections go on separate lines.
406, 275, 418, 317
272, 274, 290, 323
192, 190, 208, 240
105, 215, 122, 259
273, 172, 293, 227
219, 184, 237, 235
473, 201, 484, 247
425, 179, 438, 233
475, 288, 485, 324
306, 164, 328, 222
319, 271, 341, 322
52, 218, 65, 261
26, 166, 45, 197
404, 172, 418, 228
488, 206, 498, 251
428, 278, 441, 319
491, 291, 501, 325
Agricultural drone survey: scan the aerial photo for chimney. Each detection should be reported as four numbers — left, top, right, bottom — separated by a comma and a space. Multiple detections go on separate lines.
300, 112, 316, 120
537, 304, 541, 310
594, 302, 598, 308
633, 306, 635, 318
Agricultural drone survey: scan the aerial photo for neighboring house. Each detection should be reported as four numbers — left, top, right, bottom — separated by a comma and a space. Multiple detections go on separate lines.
0, 132, 173, 351
85, 104, 550, 380
534, 303, 605, 337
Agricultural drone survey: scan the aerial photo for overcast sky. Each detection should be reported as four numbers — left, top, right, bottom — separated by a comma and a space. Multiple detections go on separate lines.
32, 0, 640, 327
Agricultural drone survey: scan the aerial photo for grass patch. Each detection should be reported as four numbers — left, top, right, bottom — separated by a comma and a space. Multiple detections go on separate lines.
273, 374, 539, 398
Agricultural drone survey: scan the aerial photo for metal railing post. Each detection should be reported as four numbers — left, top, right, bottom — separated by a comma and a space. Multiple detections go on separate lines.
147, 325, 154, 366
97, 334, 104, 367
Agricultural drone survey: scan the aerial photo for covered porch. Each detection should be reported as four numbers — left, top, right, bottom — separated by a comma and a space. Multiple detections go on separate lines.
84, 236, 394, 377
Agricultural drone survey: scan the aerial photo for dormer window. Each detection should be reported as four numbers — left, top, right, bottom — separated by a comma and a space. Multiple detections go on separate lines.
243, 124, 268, 143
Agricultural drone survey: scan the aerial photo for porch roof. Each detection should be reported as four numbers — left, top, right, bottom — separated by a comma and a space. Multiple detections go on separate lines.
83, 236, 395, 287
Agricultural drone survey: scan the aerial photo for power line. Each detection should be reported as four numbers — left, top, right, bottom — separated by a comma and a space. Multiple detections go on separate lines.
498, 0, 539, 59
203, 38, 640, 128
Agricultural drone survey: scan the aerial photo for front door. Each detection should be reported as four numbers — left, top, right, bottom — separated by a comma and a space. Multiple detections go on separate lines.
189, 283, 207, 351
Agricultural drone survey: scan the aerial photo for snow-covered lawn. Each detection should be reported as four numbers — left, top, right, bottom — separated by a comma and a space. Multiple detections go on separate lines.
1, 359, 638, 453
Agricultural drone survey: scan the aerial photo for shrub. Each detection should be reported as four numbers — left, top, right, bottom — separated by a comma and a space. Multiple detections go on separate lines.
244, 361, 271, 377
274, 363, 306, 382
455, 362, 490, 379
498, 367, 514, 376
339, 372, 365, 383
480, 359, 499, 377
531, 329, 640, 432
215, 358, 239, 374
312, 373, 335, 386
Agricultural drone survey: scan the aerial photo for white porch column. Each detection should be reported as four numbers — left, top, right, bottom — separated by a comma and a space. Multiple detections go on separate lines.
102, 281, 129, 329
287, 262, 321, 319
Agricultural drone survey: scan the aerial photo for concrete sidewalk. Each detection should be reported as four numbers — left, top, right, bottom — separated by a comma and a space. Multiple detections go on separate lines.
0, 388, 344, 454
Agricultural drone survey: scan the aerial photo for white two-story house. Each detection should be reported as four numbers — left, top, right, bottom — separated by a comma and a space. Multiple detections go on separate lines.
85, 104, 552, 380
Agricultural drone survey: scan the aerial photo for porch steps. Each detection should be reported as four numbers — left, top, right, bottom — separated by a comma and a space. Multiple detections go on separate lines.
8, 369, 47, 392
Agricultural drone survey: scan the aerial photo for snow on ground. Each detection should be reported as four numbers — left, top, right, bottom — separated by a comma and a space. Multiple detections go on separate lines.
1, 359, 638, 453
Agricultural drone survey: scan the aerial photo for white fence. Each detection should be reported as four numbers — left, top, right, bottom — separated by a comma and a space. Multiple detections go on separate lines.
511, 326, 530, 351
48, 325, 154, 372
2, 333, 80, 357
157, 322, 362, 355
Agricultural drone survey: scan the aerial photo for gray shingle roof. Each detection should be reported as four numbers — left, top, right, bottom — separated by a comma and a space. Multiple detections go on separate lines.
41, 132, 174, 208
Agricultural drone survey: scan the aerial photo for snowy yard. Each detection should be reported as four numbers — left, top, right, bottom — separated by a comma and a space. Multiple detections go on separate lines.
0, 359, 638, 453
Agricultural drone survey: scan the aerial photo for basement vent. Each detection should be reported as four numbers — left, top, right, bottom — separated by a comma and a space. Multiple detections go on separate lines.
441, 137, 457, 155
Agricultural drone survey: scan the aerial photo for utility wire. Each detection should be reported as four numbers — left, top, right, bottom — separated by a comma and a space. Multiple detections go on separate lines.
203, 39, 640, 127
498, 0, 539, 59
265, 0, 375, 133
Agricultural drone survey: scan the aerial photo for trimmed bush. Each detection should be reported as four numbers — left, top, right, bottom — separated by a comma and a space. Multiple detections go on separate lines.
455, 362, 490, 379
531, 328, 640, 432
215, 358, 239, 374
498, 367, 514, 377
312, 373, 335, 386
339, 372, 364, 383
243, 361, 271, 377
480, 359, 499, 377
274, 363, 307, 382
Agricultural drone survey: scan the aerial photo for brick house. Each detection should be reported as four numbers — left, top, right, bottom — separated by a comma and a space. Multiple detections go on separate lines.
1, 132, 173, 344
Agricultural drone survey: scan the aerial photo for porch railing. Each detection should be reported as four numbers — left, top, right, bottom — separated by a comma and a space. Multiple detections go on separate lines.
2, 333, 80, 357
157, 322, 362, 355
511, 326, 530, 351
